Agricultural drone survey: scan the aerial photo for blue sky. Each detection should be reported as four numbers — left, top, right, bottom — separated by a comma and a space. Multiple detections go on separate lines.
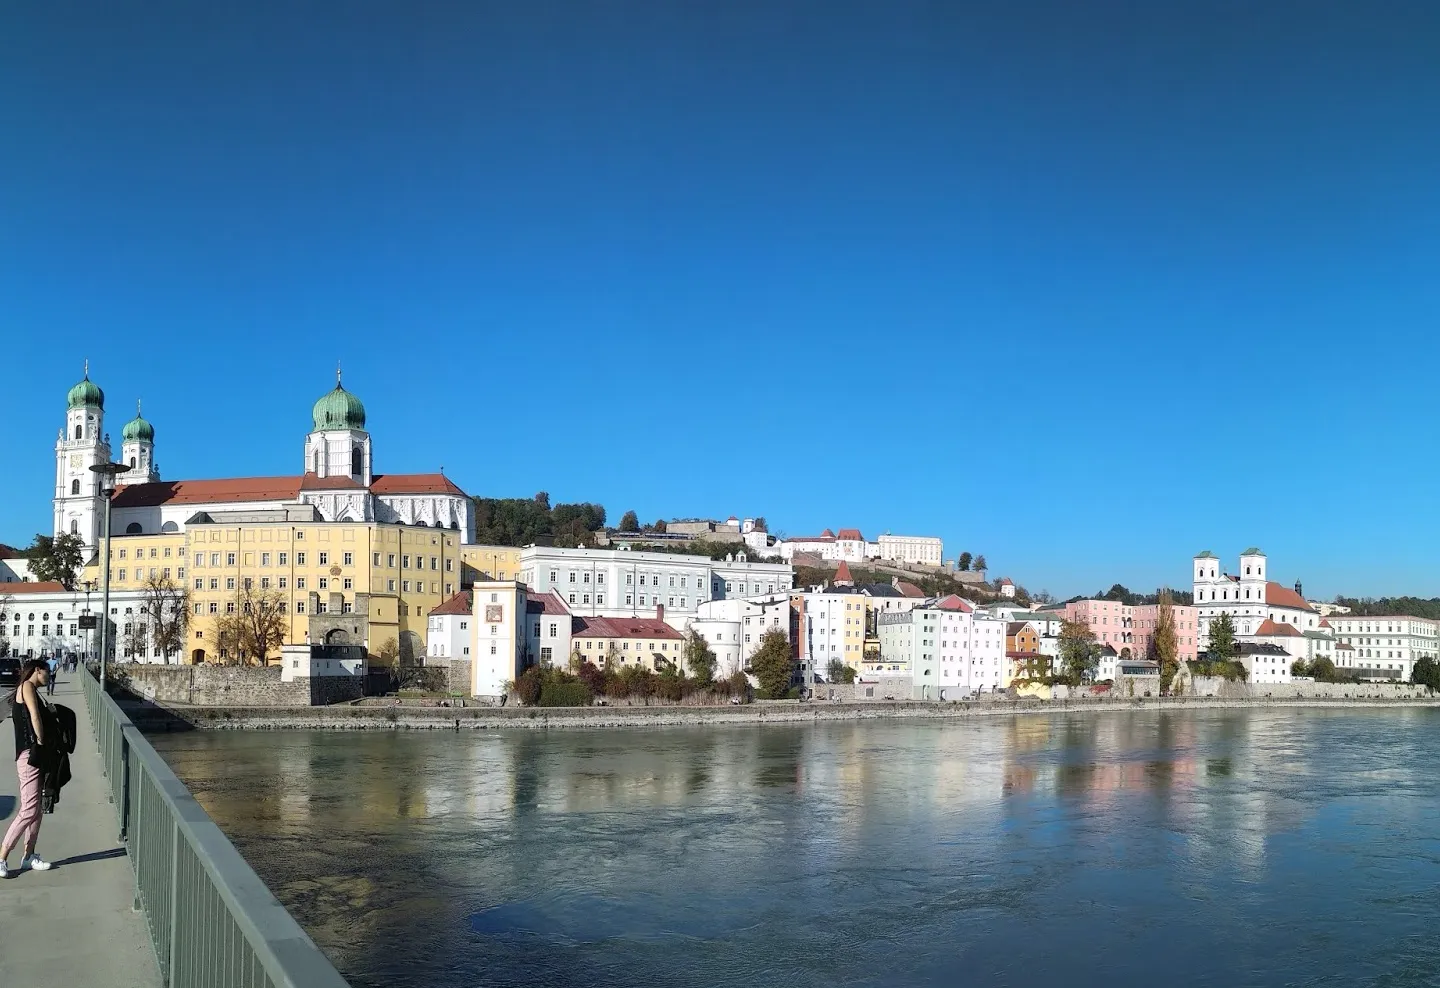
4, 2, 1439, 600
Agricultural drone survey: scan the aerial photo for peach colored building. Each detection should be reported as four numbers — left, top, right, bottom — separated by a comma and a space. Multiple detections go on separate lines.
1056, 598, 1199, 662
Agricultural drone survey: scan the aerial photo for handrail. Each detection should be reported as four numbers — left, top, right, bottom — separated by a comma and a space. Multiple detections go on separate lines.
83, 666, 352, 988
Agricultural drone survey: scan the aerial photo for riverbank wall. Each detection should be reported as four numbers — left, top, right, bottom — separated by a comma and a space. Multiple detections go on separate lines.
123, 691, 1440, 731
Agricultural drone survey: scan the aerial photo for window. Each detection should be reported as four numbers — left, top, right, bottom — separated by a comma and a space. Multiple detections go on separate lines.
626, 595, 632, 605
209, 578, 219, 590
343, 578, 353, 590
319, 578, 329, 590
226, 578, 236, 590
341, 602, 353, 614
297, 552, 306, 566
569, 594, 576, 604
225, 602, 235, 614
296, 577, 306, 590
295, 530, 304, 540
430, 557, 438, 571
402, 555, 410, 569
194, 578, 203, 590
279, 552, 288, 565
118, 569, 127, 581
402, 580, 410, 592
626, 574, 633, 585
343, 552, 353, 566
387, 579, 395, 592
319, 552, 329, 566
71, 479, 79, 495
261, 577, 271, 590
388, 554, 395, 567
597, 594, 605, 605
569, 572, 577, 584
296, 602, 306, 615
261, 552, 271, 566
540, 647, 552, 664
226, 553, 236, 566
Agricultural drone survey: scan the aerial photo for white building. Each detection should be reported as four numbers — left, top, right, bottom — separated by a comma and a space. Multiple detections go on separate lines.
778, 528, 871, 563
517, 545, 792, 631
425, 590, 473, 663
0, 580, 141, 661
1192, 548, 1323, 646
793, 585, 868, 680
53, 366, 476, 547
1235, 642, 1293, 685
875, 534, 943, 567
997, 578, 1016, 599
464, 581, 573, 699
1325, 614, 1438, 682
690, 595, 792, 679
878, 595, 1007, 698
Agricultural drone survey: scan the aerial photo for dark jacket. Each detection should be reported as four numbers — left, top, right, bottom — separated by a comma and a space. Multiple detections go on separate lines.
27, 701, 76, 813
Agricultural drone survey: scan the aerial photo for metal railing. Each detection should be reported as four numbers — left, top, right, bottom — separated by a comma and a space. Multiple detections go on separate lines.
83, 667, 352, 988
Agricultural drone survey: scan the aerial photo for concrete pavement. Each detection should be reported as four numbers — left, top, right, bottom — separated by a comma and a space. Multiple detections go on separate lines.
0, 675, 162, 987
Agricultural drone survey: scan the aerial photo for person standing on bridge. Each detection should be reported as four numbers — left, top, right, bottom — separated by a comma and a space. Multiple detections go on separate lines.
1, 660, 54, 877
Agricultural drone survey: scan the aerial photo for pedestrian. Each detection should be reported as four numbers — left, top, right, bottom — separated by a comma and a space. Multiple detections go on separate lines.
45, 655, 58, 696
1, 659, 54, 877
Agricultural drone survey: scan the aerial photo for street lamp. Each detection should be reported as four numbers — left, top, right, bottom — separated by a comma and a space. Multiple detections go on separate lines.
89, 462, 127, 692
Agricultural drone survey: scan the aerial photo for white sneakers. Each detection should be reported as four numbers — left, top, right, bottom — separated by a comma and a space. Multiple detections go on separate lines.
0, 853, 52, 877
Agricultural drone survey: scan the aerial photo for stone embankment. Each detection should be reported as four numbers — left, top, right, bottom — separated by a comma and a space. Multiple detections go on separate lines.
128, 690, 1440, 731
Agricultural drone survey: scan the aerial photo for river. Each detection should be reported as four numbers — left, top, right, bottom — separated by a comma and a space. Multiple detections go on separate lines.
150, 708, 1440, 987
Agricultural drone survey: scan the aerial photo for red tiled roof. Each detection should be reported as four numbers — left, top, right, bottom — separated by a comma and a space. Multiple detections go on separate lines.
790, 534, 836, 544
934, 594, 972, 612
820, 528, 834, 538
1336, 643, 1355, 651
573, 616, 684, 640
371, 473, 466, 496
1265, 582, 1315, 612
998, 577, 1014, 585
896, 580, 925, 598
0, 581, 67, 595
525, 592, 571, 616
833, 561, 854, 584
1318, 618, 1332, 628
111, 471, 468, 509
1255, 618, 1302, 637
836, 528, 864, 541
429, 590, 473, 617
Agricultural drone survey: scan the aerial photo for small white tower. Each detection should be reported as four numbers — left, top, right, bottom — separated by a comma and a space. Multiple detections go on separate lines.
1238, 547, 1266, 605
52, 362, 111, 550
118, 399, 160, 485
1192, 550, 1220, 603
304, 366, 372, 485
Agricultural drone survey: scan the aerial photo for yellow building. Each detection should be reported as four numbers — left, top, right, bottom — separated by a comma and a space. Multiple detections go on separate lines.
461, 545, 523, 584
569, 615, 687, 671
56, 368, 475, 666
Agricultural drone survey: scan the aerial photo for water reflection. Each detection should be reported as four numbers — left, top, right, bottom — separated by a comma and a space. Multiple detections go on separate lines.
152, 708, 1440, 988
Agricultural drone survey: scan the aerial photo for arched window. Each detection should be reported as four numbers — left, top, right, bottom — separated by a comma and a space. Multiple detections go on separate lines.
74, 424, 83, 440
125, 522, 143, 535
161, 521, 179, 534
312, 449, 320, 474
351, 446, 363, 476
71, 479, 80, 495
129, 456, 136, 468
70, 520, 78, 535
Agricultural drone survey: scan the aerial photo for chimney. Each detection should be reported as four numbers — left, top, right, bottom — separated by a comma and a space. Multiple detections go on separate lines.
656, 603, 665, 623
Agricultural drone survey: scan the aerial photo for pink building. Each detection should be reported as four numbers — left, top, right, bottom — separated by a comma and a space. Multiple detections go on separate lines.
1054, 598, 1199, 662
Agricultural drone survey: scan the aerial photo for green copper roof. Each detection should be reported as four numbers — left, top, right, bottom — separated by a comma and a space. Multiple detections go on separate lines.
1241, 547, 1265, 556
312, 372, 366, 431
121, 400, 153, 443
67, 365, 104, 410
1194, 551, 1217, 559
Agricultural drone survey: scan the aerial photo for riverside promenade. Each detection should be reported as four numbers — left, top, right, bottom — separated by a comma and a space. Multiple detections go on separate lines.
0, 675, 161, 987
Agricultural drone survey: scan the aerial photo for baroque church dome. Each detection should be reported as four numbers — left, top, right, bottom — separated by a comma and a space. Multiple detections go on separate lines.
122, 401, 154, 443
67, 371, 104, 410
312, 374, 367, 431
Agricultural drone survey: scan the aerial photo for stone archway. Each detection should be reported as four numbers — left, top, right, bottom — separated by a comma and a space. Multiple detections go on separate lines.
191, 648, 206, 664
324, 628, 351, 645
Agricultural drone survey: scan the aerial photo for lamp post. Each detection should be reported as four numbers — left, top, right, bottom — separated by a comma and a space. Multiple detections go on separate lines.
90, 462, 127, 692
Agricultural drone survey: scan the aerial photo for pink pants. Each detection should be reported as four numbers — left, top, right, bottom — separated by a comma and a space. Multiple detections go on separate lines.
3, 753, 42, 854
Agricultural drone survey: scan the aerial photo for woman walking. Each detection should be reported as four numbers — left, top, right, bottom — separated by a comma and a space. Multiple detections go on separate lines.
1, 659, 53, 877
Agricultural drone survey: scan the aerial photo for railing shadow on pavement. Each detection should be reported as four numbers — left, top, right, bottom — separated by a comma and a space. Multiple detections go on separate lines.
83, 664, 351, 988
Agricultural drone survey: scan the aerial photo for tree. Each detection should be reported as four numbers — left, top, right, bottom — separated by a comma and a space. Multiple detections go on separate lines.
619, 510, 640, 533
123, 622, 149, 660
1413, 656, 1440, 692
140, 572, 189, 663
652, 519, 667, 534
1033, 590, 1056, 605
973, 555, 988, 572
26, 533, 86, 590
1291, 659, 1310, 677
1309, 655, 1337, 682
957, 552, 973, 571
375, 637, 400, 664
752, 517, 768, 533
746, 629, 794, 699
826, 659, 856, 685
1058, 618, 1098, 683
1207, 612, 1237, 663
1152, 589, 1179, 691
534, 491, 551, 510
684, 629, 717, 685
212, 584, 288, 665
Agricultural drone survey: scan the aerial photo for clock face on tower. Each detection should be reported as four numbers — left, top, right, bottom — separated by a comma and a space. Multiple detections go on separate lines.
68, 454, 83, 471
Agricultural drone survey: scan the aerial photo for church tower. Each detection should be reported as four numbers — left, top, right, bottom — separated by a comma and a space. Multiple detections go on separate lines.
53, 363, 112, 551
118, 400, 160, 485
304, 368, 372, 486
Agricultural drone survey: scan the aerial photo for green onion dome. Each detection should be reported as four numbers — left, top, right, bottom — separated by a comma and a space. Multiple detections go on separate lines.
121, 401, 153, 443
312, 375, 367, 431
67, 371, 104, 410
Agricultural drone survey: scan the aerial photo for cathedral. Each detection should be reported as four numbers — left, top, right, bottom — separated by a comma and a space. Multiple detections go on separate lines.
52, 365, 475, 550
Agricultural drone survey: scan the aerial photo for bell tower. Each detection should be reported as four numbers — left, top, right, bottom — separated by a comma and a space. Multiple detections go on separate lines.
52, 362, 111, 551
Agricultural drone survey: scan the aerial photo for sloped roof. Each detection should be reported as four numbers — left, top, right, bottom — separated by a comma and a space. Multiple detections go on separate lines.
833, 561, 854, 584
1242, 547, 1265, 556
1194, 550, 1217, 559
1255, 618, 1302, 637
429, 590, 473, 616
895, 580, 925, 598
1318, 618, 1332, 628
1265, 582, 1314, 612
933, 594, 973, 612
0, 543, 25, 559
574, 616, 684, 640
112, 472, 466, 508
1006, 621, 1034, 635
836, 528, 864, 541
524, 592, 570, 616
0, 581, 67, 595
998, 577, 1013, 585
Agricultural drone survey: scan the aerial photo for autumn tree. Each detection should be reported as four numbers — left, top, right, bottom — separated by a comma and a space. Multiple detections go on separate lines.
140, 572, 190, 664
1058, 618, 1098, 684
1152, 589, 1179, 691
212, 584, 289, 665
375, 637, 400, 665
122, 622, 149, 660
27, 533, 86, 589
683, 629, 717, 685
619, 510, 640, 533
746, 629, 794, 699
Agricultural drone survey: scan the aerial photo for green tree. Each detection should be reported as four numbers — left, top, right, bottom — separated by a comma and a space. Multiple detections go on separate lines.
957, 552, 973, 571
1309, 655, 1337, 682
1412, 656, 1440, 691
27, 532, 86, 590
747, 629, 794, 699
534, 491, 550, 510
1152, 589, 1179, 691
1207, 612, 1237, 663
619, 510, 640, 533
1290, 658, 1310, 677
684, 629, 718, 685
973, 554, 988, 571
752, 517, 768, 532
1058, 618, 1098, 684
652, 519, 667, 534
